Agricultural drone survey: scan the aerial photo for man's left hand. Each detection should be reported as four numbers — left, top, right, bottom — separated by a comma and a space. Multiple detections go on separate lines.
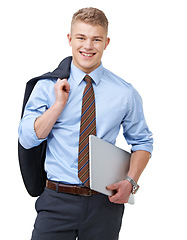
107, 180, 132, 204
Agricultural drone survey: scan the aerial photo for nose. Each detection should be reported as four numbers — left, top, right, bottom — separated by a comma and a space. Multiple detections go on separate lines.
84, 39, 94, 51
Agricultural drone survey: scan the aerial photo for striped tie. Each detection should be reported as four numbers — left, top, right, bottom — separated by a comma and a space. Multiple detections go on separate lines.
78, 75, 96, 187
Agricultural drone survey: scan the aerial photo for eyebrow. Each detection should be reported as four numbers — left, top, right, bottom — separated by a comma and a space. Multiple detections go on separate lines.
93, 36, 104, 39
75, 34, 104, 39
75, 34, 85, 37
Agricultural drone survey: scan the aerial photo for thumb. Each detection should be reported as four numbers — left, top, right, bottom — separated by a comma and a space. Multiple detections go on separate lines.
106, 183, 119, 191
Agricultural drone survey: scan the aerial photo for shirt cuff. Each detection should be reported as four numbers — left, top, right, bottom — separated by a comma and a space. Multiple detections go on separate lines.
131, 144, 153, 157
18, 116, 47, 149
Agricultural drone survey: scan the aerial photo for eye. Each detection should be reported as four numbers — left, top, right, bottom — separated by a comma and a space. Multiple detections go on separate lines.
77, 37, 85, 41
94, 39, 101, 42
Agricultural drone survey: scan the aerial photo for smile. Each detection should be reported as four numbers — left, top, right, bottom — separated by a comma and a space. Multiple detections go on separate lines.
80, 52, 96, 57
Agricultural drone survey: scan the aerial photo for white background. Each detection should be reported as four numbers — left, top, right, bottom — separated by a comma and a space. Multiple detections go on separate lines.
1, 0, 187, 239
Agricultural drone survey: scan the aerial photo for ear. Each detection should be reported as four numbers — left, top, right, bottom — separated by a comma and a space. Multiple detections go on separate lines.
67, 33, 72, 46
104, 37, 110, 50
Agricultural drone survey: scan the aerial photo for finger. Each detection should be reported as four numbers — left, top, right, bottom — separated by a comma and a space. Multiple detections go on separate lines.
109, 191, 121, 203
57, 79, 70, 92
57, 78, 68, 85
57, 78, 67, 81
61, 79, 70, 92
64, 81, 70, 92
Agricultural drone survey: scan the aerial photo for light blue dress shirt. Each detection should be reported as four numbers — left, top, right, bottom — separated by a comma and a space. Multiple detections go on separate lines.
18, 61, 153, 184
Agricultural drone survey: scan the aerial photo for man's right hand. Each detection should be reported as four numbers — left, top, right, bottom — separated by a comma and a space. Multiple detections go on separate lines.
34, 78, 70, 140
54, 78, 70, 109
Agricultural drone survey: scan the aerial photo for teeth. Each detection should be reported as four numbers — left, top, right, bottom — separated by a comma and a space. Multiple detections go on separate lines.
81, 52, 94, 57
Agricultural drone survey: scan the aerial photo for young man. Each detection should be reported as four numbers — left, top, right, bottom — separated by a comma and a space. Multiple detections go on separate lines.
19, 7, 153, 240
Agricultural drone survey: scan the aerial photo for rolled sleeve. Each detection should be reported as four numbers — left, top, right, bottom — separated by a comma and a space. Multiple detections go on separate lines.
18, 115, 47, 149
18, 80, 50, 149
122, 87, 153, 155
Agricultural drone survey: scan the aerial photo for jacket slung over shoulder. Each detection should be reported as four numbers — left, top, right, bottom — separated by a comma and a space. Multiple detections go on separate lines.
18, 56, 72, 197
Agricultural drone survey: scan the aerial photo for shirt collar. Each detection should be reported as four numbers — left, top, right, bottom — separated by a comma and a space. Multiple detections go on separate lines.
70, 61, 104, 86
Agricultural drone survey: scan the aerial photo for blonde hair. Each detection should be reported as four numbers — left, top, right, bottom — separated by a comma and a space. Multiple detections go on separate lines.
71, 7, 109, 33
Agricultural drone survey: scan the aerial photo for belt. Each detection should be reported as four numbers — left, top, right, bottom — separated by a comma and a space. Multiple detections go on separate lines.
46, 180, 99, 196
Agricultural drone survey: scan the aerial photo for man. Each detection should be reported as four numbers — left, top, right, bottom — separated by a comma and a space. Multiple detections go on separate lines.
19, 7, 153, 240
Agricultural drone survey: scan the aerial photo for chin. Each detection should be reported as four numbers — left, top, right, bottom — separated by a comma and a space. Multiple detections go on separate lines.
73, 54, 101, 73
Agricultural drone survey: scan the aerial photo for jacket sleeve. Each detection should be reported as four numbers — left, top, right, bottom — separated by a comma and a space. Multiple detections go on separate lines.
18, 80, 51, 149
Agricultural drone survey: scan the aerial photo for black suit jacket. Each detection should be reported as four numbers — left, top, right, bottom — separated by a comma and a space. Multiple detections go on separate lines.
18, 56, 72, 197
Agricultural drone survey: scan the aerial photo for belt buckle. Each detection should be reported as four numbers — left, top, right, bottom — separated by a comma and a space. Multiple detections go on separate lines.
87, 189, 92, 197
74, 186, 93, 196
80, 187, 92, 196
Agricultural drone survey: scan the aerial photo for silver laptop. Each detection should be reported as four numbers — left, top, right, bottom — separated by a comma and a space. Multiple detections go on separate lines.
89, 135, 134, 204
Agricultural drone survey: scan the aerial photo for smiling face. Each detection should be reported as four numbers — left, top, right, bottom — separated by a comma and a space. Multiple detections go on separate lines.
67, 21, 110, 74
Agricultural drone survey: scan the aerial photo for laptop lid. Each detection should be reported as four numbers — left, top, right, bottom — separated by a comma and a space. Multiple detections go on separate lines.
89, 135, 134, 204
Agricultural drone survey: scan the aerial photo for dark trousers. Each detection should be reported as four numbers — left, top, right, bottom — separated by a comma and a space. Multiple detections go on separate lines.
31, 187, 124, 240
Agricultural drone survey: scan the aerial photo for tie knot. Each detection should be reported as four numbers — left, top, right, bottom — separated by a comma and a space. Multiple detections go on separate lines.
84, 75, 93, 84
